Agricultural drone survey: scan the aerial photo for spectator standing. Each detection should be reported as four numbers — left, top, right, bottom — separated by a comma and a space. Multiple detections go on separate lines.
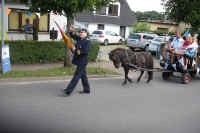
24, 18, 33, 40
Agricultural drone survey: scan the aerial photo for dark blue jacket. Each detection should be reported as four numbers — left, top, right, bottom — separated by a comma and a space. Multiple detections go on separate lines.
70, 32, 91, 66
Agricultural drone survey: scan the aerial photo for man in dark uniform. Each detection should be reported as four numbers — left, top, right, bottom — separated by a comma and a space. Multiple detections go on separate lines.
62, 25, 91, 96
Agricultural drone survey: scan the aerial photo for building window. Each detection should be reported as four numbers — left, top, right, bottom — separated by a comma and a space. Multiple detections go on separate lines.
39, 14, 49, 31
94, 2, 120, 17
8, 9, 49, 32
96, 7, 106, 15
108, 4, 119, 16
8, 11, 19, 31
83, 23, 88, 28
98, 24, 104, 30
120, 26, 126, 38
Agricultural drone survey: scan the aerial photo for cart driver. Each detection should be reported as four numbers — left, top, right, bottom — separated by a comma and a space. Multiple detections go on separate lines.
168, 31, 184, 52
160, 31, 184, 70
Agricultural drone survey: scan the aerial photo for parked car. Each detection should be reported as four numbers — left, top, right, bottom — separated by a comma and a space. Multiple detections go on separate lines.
90, 30, 124, 45
148, 36, 168, 54
126, 33, 155, 51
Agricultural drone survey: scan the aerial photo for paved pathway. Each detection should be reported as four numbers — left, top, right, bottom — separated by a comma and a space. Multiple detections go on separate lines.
1, 75, 200, 133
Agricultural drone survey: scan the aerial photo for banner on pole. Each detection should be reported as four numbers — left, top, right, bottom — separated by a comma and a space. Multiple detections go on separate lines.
1, 44, 11, 73
54, 21, 75, 51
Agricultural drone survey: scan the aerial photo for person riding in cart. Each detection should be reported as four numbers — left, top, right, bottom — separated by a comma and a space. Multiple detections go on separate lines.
160, 31, 184, 70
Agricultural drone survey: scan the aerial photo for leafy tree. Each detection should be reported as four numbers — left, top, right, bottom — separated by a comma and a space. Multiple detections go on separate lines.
161, 0, 200, 32
132, 22, 151, 33
133, 11, 164, 20
21, 0, 117, 67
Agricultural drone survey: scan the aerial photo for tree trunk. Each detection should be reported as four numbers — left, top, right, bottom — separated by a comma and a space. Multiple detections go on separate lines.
64, 16, 74, 67
178, 22, 185, 33
32, 16, 39, 40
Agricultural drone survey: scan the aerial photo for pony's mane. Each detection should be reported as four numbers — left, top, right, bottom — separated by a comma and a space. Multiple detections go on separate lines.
110, 48, 125, 54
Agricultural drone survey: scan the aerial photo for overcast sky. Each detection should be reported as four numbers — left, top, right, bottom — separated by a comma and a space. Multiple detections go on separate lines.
126, 0, 164, 12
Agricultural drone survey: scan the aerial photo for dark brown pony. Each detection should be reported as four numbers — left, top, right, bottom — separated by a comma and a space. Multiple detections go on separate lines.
109, 48, 153, 85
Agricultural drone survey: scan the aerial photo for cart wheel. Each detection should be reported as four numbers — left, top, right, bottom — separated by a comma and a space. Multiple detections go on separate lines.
181, 73, 190, 84
162, 72, 171, 80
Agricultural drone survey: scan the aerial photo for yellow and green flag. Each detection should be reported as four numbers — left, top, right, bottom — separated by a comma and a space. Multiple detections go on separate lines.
54, 21, 75, 51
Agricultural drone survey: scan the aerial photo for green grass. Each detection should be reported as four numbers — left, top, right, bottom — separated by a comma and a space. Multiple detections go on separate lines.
0, 66, 119, 78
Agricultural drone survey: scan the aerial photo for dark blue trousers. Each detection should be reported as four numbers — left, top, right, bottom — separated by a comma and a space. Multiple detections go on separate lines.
65, 65, 90, 94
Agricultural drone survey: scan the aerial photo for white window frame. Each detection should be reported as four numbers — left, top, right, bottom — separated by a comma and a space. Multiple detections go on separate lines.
94, 2, 120, 17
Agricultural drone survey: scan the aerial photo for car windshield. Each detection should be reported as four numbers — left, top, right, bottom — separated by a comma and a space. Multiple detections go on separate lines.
92, 31, 103, 34
153, 37, 165, 42
143, 35, 154, 40
129, 34, 140, 39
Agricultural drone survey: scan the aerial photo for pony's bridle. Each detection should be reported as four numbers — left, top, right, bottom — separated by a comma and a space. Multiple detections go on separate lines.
109, 52, 121, 68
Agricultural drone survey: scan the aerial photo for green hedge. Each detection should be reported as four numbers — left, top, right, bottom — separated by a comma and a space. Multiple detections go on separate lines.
89, 41, 100, 61
0, 40, 100, 64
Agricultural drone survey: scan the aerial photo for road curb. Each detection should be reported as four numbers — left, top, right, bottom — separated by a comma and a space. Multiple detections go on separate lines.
0, 74, 122, 84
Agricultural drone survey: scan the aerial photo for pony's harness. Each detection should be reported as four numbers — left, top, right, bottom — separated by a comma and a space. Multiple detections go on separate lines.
124, 49, 137, 67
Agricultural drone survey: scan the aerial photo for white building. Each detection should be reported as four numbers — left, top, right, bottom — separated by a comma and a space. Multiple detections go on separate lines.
75, 0, 136, 39
1, 0, 136, 40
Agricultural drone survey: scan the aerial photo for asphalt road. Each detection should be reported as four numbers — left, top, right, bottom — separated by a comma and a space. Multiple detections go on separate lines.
1, 73, 200, 133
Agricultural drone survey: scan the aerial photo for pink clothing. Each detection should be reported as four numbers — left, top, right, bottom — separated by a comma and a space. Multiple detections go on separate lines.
182, 41, 191, 49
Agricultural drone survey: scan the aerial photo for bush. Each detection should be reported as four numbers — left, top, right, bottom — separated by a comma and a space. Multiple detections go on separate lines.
89, 41, 100, 61
0, 40, 100, 64
152, 30, 176, 36
153, 30, 168, 35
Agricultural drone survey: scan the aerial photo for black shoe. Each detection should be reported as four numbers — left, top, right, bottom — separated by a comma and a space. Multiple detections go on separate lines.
160, 60, 165, 67
61, 89, 71, 97
79, 91, 90, 94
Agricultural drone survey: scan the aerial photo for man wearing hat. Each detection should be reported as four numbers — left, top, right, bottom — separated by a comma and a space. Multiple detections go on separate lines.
62, 25, 91, 96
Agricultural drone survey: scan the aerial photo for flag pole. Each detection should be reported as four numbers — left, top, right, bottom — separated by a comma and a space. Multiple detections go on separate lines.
1, 0, 5, 46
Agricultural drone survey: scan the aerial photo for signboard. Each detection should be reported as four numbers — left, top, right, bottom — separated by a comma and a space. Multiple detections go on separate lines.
1, 44, 11, 73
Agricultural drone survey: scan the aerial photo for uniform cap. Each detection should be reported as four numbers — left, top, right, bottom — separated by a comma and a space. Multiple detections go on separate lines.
80, 28, 88, 33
